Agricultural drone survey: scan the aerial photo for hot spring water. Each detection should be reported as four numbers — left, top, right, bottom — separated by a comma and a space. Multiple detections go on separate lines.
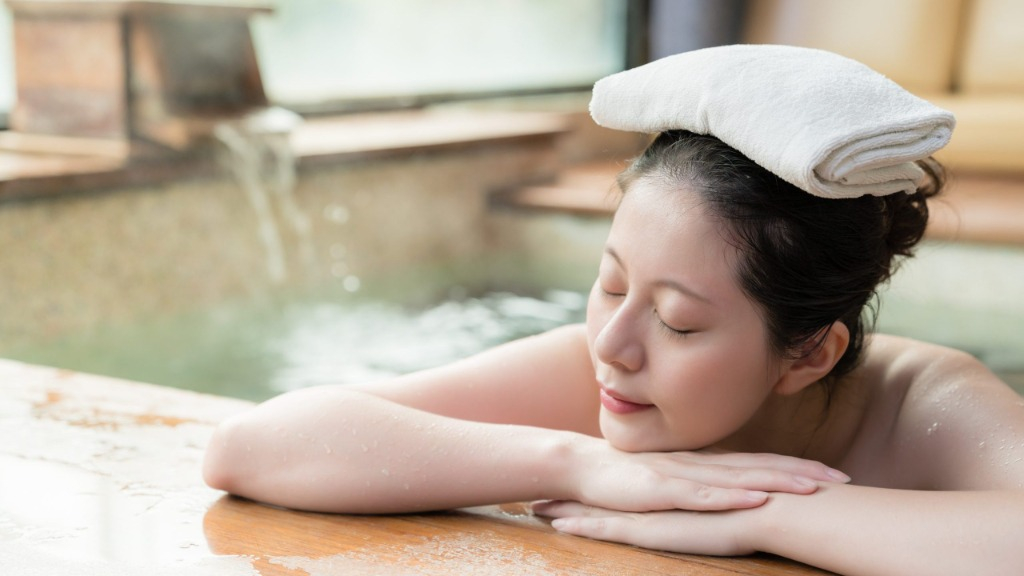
6, 287, 587, 402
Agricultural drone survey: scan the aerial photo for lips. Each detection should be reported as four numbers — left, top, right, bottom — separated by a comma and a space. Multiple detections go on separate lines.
599, 387, 654, 415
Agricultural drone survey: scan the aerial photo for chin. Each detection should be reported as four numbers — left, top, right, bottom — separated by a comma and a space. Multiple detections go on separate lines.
600, 415, 676, 453
600, 412, 709, 453
604, 435, 649, 452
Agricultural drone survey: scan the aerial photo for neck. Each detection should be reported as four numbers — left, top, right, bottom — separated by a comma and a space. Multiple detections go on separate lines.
714, 384, 835, 459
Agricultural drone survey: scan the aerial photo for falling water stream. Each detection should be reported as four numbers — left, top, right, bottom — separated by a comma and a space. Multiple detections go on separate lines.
213, 107, 317, 284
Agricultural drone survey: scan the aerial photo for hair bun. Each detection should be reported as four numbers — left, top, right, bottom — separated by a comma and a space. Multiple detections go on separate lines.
880, 157, 944, 270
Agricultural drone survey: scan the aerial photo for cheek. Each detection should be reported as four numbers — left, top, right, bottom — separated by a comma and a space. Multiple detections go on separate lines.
654, 347, 773, 442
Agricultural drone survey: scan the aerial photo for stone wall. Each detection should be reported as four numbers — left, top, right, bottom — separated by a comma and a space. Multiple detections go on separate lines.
0, 140, 560, 346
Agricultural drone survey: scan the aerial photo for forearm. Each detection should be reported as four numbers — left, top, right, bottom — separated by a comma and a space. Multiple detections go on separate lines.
750, 484, 1024, 576
203, 387, 579, 513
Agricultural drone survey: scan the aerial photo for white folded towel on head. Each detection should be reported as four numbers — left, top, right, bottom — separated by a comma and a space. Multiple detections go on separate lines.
590, 44, 955, 199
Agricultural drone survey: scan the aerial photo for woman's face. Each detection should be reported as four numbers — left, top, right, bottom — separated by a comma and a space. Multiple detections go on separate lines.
586, 177, 783, 452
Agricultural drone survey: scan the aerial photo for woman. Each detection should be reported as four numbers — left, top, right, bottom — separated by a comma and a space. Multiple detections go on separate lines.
204, 49, 1024, 576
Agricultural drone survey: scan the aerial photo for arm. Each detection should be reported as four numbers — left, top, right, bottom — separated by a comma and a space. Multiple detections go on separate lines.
204, 386, 582, 513
537, 484, 1024, 576
753, 484, 1024, 576
203, 325, 598, 512
203, 325, 839, 513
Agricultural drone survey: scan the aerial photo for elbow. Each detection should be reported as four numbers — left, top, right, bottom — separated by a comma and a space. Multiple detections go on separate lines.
202, 415, 247, 494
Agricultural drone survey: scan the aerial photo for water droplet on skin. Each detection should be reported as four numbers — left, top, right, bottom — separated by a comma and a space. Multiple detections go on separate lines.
381, 468, 390, 477
360, 443, 369, 452
926, 422, 940, 435
323, 443, 332, 454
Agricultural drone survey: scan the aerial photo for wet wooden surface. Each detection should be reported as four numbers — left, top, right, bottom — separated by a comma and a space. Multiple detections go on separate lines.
0, 358, 833, 575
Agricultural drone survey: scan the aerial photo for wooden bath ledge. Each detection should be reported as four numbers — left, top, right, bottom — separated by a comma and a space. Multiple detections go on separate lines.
0, 109, 571, 201
0, 358, 832, 575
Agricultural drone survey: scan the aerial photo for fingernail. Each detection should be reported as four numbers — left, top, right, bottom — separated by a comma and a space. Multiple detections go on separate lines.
746, 490, 769, 503
551, 518, 568, 530
827, 469, 852, 483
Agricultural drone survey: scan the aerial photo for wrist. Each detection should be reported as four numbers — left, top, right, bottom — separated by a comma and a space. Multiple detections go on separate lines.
541, 430, 597, 502
742, 491, 794, 555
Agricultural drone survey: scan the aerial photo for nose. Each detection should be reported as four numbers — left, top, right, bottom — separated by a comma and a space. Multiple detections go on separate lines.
592, 297, 645, 372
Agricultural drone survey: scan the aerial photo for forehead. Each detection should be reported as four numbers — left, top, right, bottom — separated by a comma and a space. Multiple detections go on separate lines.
612, 178, 725, 250
608, 178, 743, 293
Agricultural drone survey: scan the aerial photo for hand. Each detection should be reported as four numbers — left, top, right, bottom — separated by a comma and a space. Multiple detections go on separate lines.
561, 442, 850, 513
532, 500, 759, 557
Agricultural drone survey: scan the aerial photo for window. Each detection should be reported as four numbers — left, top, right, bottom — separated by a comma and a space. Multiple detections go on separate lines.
0, 0, 628, 123
248, 0, 628, 109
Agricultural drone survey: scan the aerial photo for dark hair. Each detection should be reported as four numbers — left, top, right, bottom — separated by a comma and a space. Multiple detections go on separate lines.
618, 130, 944, 396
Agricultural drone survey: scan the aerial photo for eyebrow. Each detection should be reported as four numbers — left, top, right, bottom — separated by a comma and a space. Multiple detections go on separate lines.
604, 246, 713, 305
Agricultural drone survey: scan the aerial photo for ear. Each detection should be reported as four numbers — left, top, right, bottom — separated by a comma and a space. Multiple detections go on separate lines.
772, 322, 851, 396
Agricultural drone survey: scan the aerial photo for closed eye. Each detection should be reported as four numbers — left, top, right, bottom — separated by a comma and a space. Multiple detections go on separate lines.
598, 281, 626, 298
659, 321, 692, 338
655, 310, 692, 338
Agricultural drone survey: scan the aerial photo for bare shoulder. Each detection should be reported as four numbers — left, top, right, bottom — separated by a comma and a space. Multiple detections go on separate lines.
349, 323, 601, 435
858, 334, 1024, 490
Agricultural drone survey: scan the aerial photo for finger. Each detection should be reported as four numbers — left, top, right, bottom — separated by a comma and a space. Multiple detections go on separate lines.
661, 463, 822, 494
550, 513, 699, 553
550, 513, 749, 557
683, 451, 851, 483
550, 515, 638, 543
537, 483, 769, 515
532, 500, 617, 519
669, 483, 769, 511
